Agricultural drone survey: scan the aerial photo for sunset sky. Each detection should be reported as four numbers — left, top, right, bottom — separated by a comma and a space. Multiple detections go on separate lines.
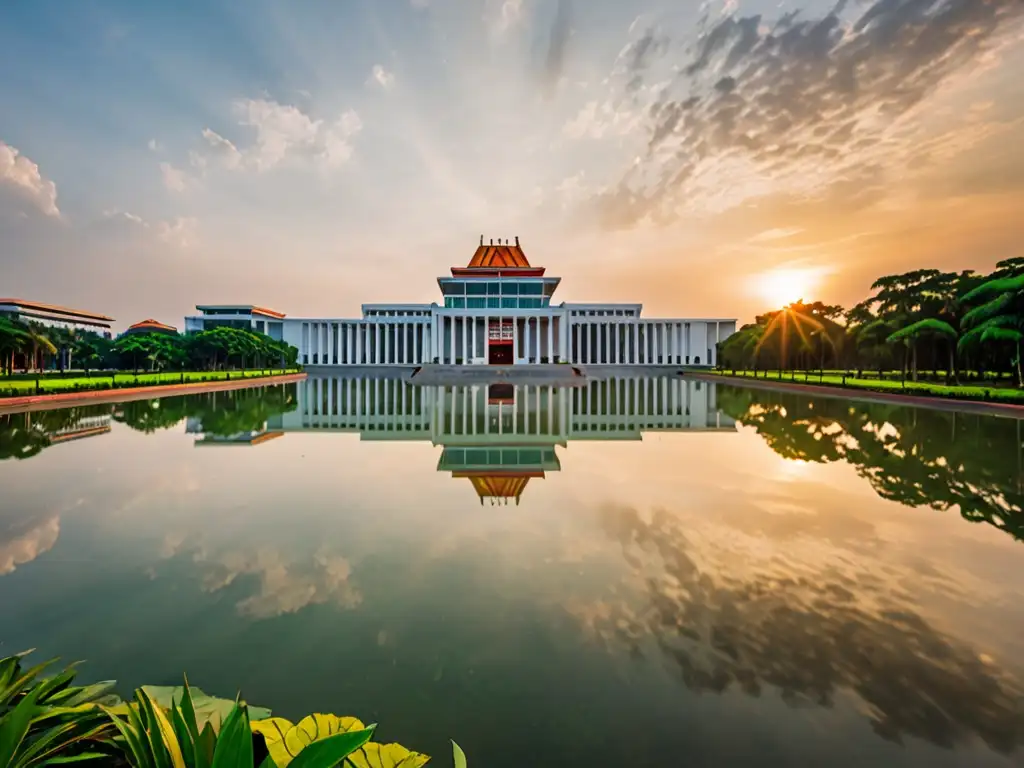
2, 0, 1023, 331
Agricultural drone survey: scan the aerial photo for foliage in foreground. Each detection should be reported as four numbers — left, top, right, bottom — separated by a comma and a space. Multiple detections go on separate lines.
0, 653, 466, 768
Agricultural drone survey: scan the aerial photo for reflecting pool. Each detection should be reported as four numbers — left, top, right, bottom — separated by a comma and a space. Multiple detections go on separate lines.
2, 375, 1023, 767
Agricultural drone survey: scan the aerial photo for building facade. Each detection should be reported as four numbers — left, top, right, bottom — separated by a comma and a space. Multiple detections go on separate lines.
185, 239, 736, 367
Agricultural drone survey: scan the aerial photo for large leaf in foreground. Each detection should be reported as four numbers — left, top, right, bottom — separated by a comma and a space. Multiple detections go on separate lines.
344, 742, 430, 768
252, 715, 369, 767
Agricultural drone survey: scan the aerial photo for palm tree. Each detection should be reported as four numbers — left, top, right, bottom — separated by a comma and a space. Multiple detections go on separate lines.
24, 324, 57, 373
887, 319, 959, 384
959, 272, 1024, 386
0, 317, 30, 375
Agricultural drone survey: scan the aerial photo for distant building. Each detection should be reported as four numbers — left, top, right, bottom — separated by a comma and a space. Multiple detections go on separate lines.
0, 298, 113, 336
123, 319, 178, 336
184, 305, 286, 340
184, 238, 737, 367
0, 298, 114, 370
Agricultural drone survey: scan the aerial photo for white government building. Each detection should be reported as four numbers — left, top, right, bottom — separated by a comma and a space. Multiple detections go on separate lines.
184, 238, 736, 368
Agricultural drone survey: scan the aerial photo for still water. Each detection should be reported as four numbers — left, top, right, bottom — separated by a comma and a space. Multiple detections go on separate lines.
2, 374, 1023, 767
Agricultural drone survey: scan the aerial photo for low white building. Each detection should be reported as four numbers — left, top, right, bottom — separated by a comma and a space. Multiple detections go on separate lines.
184, 238, 736, 367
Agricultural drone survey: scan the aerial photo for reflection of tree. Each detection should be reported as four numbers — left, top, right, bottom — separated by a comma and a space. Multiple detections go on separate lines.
591, 504, 1024, 755
717, 386, 1024, 542
113, 385, 297, 436
0, 406, 114, 460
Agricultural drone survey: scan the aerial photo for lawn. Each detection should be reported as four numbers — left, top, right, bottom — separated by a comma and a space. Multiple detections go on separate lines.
713, 369, 1024, 405
0, 369, 302, 398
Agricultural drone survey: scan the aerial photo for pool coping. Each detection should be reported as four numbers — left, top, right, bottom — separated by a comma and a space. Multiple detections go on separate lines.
690, 372, 1024, 419
0, 372, 308, 414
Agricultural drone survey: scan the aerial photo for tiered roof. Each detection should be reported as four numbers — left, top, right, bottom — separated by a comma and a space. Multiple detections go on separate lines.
451, 237, 546, 277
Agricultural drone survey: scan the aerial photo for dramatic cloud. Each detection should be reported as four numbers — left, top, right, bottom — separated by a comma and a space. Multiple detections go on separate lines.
590, 0, 1024, 228
576, 503, 1024, 754
0, 140, 60, 216
367, 64, 395, 89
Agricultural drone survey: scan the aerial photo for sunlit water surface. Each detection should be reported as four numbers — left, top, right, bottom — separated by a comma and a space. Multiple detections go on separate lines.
2, 375, 1024, 767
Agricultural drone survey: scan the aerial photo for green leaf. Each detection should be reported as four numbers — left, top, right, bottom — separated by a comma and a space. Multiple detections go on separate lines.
452, 740, 467, 768
0, 679, 44, 768
343, 741, 429, 768
886, 318, 957, 344
210, 703, 252, 768
195, 723, 217, 768
289, 727, 377, 768
130, 687, 271, 732
253, 716, 369, 768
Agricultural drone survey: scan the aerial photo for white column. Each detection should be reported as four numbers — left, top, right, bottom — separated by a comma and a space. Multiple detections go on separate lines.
461, 315, 468, 365
512, 317, 519, 363
547, 316, 554, 363
604, 322, 611, 365
448, 317, 455, 365
525, 317, 532, 364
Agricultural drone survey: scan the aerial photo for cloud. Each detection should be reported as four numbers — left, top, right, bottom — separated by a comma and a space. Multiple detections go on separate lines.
156, 216, 198, 248
102, 208, 197, 249
195, 547, 362, 619
200, 128, 242, 170
541, 0, 572, 99
490, 0, 524, 36
147, 138, 161, 152
0, 517, 60, 575
0, 140, 60, 216
159, 161, 186, 192
589, 0, 1024, 228
367, 64, 395, 90
321, 110, 363, 168
185, 98, 363, 172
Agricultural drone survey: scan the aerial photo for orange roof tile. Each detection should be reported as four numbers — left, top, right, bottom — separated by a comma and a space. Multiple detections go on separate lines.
467, 238, 531, 269
128, 318, 177, 332
0, 298, 114, 323
251, 306, 286, 319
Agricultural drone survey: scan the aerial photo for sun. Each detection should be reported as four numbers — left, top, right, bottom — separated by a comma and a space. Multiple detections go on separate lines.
755, 268, 821, 309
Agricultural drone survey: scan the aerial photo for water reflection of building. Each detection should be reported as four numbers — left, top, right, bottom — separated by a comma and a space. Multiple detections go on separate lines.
184, 417, 283, 446
263, 375, 734, 504
47, 414, 113, 444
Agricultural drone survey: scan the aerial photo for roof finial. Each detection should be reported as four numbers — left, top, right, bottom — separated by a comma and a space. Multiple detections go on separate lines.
515, 236, 519, 246
480, 235, 484, 246
490, 238, 493, 246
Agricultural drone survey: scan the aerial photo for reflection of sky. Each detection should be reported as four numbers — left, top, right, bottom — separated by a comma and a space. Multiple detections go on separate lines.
2, 388, 1024, 767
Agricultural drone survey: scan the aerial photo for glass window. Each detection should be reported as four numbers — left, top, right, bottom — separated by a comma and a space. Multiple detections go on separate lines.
452, 297, 466, 308
467, 296, 487, 309
487, 297, 501, 309
521, 283, 543, 296
487, 282, 501, 295
504, 282, 519, 295
467, 282, 487, 296
501, 297, 517, 309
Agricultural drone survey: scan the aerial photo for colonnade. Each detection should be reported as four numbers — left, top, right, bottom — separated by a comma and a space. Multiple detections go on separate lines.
301, 320, 432, 366
433, 314, 560, 365
567, 319, 714, 366
299, 316, 724, 367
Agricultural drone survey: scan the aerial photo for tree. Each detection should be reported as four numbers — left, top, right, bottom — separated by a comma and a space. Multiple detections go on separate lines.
959, 269, 1024, 386
887, 319, 959, 384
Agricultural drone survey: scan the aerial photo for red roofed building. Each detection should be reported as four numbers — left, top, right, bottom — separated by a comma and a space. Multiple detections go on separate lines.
123, 319, 178, 336
183, 236, 736, 368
